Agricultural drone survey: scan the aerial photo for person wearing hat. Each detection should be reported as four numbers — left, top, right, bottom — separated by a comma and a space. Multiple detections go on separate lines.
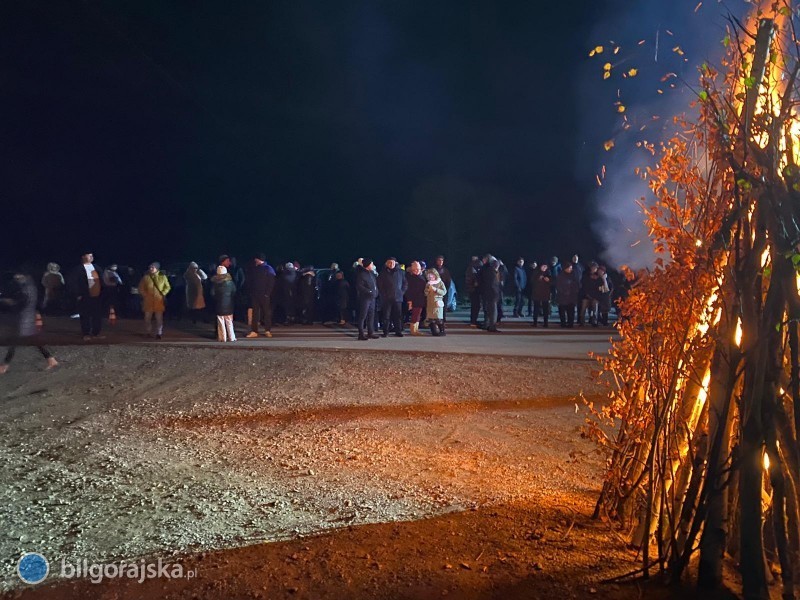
245, 252, 275, 338
274, 262, 298, 325
138, 262, 171, 339
211, 266, 237, 342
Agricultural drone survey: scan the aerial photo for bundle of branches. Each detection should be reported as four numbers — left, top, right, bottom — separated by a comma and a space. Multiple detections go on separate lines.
585, 3, 800, 599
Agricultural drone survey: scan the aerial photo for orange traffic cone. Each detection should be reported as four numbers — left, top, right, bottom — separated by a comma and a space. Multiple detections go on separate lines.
109, 306, 117, 325
35, 312, 43, 332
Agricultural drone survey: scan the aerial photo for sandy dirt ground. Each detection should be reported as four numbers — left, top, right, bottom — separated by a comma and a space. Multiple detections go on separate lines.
0, 341, 735, 599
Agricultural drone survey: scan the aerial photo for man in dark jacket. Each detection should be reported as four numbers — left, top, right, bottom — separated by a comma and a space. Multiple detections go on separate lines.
377, 258, 407, 337
297, 267, 317, 324
531, 263, 552, 327
496, 259, 509, 323
465, 256, 482, 327
275, 263, 298, 324
355, 260, 379, 341
512, 257, 527, 318
556, 263, 580, 328
479, 256, 500, 332
245, 253, 276, 338
67, 252, 104, 341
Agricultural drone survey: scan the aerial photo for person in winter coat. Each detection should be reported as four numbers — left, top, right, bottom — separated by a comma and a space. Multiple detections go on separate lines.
556, 264, 580, 328
138, 262, 171, 339
424, 269, 447, 336
512, 257, 527, 318
531, 262, 552, 327
497, 259, 508, 323
581, 262, 601, 326
334, 271, 351, 325
478, 256, 501, 332
184, 262, 208, 323
67, 252, 104, 340
377, 257, 408, 337
405, 261, 426, 336
0, 273, 58, 373
41, 262, 65, 314
433, 256, 454, 319
355, 260, 379, 341
275, 262, 298, 324
245, 253, 276, 337
297, 267, 317, 325
597, 265, 614, 326
465, 256, 482, 327
211, 266, 237, 342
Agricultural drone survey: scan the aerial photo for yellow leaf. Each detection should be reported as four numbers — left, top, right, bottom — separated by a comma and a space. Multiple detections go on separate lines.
617, 105, 626, 113
613, 46, 620, 54
672, 46, 684, 56
604, 140, 615, 151
628, 68, 638, 77
603, 62, 612, 71
595, 45, 604, 54
603, 71, 611, 80
589, 49, 596, 57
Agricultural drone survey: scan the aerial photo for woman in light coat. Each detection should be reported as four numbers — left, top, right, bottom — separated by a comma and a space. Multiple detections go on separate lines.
424, 269, 447, 336
41, 262, 65, 314
184, 262, 208, 323
138, 262, 171, 339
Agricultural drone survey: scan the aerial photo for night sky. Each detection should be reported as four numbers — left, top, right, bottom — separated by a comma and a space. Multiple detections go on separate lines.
3, 0, 621, 273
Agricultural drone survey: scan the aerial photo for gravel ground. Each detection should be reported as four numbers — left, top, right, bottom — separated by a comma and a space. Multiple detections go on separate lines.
0, 344, 615, 597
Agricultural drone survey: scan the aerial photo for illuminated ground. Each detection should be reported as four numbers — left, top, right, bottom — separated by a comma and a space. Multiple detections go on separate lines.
0, 316, 666, 599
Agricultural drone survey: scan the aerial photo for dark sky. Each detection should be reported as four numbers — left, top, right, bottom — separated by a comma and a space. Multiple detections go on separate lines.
2, 0, 612, 272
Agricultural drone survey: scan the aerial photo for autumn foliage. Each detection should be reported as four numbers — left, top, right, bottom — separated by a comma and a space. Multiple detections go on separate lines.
585, 3, 800, 598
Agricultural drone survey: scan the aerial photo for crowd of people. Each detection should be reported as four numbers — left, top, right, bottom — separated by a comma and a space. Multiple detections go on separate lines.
0, 251, 615, 372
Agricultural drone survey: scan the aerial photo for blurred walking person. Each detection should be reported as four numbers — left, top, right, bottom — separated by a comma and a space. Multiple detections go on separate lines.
0, 272, 58, 374
211, 266, 237, 342
138, 262, 171, 339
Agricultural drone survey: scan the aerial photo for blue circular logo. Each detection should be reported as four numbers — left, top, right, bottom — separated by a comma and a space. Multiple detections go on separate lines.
17, 552, 49, 584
